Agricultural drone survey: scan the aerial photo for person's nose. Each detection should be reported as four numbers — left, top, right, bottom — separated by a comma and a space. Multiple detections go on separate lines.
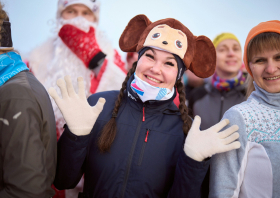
150, 62, 161, 74
265, 60, 279, 74
77, 12, 83, 17
227, 49, 235, 57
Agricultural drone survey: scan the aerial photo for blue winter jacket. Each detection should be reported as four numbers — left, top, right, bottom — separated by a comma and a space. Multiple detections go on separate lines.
54, 75, 210, 198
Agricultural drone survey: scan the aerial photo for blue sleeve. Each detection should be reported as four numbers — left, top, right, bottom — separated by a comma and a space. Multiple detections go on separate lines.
53, 125, 90, 190
168, 149, 210, 198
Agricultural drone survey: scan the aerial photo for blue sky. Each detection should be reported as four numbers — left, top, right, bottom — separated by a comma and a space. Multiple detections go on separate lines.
4, 0, 280, 58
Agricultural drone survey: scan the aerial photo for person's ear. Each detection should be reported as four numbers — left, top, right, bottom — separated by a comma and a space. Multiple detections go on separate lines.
187, 36, 216, 78
119, 15, 152, 52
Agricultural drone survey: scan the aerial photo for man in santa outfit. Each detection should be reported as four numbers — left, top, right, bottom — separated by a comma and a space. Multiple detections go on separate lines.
28, 0, 126, 197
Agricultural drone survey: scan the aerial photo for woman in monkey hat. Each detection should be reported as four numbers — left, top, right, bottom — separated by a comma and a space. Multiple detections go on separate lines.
50, 15, 240, 197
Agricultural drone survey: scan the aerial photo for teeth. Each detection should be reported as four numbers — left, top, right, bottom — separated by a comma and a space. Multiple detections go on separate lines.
146, 76, 161, 83
265, 76, 280, 80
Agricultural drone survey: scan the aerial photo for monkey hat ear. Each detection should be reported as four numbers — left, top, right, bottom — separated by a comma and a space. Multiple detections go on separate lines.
119, 15, 152, 52
187, 36, 216, 78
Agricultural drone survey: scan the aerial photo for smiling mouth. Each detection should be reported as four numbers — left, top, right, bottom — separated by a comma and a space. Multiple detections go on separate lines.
264, 76, 280, 80
145, 75, 162, 83
226, 61, 237, 65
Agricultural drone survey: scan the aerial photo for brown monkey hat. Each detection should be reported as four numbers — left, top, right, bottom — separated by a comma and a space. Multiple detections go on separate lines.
119, 15, 216, 79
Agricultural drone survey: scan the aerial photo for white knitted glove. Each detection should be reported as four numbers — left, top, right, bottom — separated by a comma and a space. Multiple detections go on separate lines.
48, 76, 105, 136
184, 116, 241, 162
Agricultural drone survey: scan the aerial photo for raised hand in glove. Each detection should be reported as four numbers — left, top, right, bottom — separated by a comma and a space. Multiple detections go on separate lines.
59, 24, 106, 69
48, 76, 105, 136
184, 116, 240, 162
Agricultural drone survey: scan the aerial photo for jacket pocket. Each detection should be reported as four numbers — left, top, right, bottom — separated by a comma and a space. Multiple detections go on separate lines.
138, 129, 150, 166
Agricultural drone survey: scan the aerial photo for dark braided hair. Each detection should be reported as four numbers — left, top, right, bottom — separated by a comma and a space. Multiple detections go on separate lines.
98, 61, 193, 152
175, 80, 192, 135
98, 62, 137, 152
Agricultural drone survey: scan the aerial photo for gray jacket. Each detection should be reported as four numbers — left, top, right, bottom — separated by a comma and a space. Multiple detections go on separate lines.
0, 71, 57, 198
189, 82, 246, 130
209, 82, 280, 198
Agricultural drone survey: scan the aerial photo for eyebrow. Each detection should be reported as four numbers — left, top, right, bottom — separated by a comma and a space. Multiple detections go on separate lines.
254, 52, 280, 58
146, 49, 175, 60
251, 56, 266, 61
218, 45, 228, 49
178, 31, 184, 37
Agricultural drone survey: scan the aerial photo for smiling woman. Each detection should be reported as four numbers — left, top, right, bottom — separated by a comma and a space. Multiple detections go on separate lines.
246, 32, 280, 94
209, 20, 280, 198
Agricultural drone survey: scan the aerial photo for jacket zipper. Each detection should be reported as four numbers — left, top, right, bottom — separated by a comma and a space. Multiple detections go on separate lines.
120, 104, 145, 198
145, 129, 149, 142
219, 93, 224, 120
138, 129, 150, 166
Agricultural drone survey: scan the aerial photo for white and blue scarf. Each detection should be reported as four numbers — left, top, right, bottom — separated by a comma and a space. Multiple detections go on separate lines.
0, 52, 29, 87
131, 73, 174, 102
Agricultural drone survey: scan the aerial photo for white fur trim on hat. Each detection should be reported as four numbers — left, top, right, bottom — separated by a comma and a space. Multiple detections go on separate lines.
56, 0, 100, 21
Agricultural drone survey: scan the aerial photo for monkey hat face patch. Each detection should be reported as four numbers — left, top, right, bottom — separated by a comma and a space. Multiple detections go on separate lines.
144, 25, 188, 59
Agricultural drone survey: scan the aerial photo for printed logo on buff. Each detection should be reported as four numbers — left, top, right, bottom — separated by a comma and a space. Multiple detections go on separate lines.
131, 80, 144, 96
156, 89, 168, 100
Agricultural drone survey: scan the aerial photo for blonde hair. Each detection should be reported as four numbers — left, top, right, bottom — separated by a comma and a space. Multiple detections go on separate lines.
245, 75, 254, 98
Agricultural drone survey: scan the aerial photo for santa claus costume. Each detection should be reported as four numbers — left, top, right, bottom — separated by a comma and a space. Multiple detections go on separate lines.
28, 0, 127, 197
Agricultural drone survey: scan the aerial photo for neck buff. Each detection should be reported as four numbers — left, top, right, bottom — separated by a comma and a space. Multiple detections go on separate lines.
131, 73, 174, 102
0, 52, 29, 87
211, 70, 246, 92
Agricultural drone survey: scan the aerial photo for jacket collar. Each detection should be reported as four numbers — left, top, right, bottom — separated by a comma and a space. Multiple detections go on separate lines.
125, 75, 180, 114
0, 52, 29, 87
